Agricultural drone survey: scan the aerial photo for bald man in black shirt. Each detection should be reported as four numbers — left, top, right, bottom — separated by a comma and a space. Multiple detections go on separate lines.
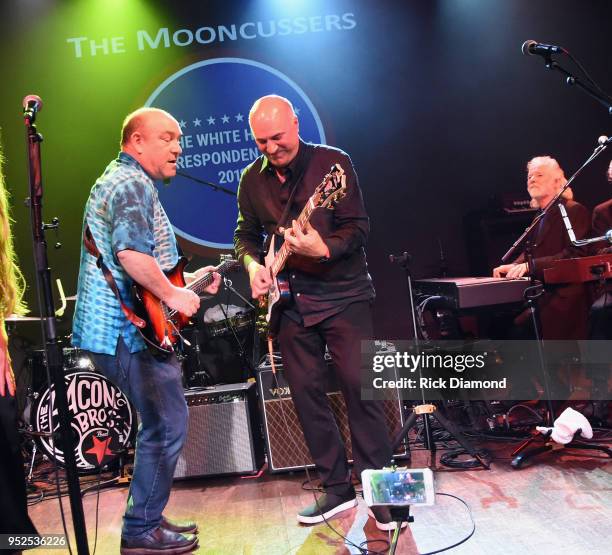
235, 95, 397, 530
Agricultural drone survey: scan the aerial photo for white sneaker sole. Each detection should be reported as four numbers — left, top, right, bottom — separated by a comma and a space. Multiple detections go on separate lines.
297, 498, 358, 524
367, 508, 409, 531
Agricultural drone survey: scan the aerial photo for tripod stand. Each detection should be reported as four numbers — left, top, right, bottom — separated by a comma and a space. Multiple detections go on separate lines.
389, 252, 490, 469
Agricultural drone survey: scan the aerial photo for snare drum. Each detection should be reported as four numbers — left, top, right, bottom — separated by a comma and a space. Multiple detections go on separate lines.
31, 370, 135, 473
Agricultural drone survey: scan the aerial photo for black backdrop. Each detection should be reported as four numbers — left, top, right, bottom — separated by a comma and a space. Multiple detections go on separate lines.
1, 0, 610, 341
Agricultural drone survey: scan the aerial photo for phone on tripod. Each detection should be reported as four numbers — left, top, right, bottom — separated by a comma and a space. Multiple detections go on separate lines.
362, 467, 435, 507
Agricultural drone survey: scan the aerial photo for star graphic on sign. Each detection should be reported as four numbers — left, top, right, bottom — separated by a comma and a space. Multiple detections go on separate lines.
85, 435, 113, 465
294, 107, 300, 115
207, 116, 216, 125
193, 118, 201, 127
221, 114, 230, 124
235, 113, 244, 122
179, 120, 187, 129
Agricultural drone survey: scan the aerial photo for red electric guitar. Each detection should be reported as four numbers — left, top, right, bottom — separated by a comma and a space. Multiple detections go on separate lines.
133, 256, 240, 353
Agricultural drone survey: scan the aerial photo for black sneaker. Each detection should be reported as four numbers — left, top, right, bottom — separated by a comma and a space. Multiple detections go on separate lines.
297, 492, 358, 524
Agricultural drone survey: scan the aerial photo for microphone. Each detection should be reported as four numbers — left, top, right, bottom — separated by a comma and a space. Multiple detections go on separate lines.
521, 40, 566, 57
23, 94, 43, 122
597, 135, 610, 146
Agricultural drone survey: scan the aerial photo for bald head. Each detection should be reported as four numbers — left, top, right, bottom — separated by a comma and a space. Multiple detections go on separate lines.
121, 107, 177, 147
121, 107, 182, 180
249, 95, 300, 168
249, 95, 296, 125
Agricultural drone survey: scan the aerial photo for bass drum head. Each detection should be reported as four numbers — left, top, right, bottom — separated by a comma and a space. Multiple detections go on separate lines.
32, 370, 135, 473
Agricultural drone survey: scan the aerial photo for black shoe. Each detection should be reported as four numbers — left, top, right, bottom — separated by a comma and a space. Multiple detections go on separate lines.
297, 491, 357, 524
120, 526, 198, 554
161, 516, 198, 534
367, 507, 409, 531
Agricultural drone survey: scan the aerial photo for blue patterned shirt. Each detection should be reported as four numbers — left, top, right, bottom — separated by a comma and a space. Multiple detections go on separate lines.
72, 152, 179, 355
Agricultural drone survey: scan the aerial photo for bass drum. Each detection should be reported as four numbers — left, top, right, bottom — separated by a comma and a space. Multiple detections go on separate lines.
32, 369, 135, 473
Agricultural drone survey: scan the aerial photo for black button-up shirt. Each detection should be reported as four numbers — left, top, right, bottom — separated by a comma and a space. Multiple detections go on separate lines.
234, 140, 375, 327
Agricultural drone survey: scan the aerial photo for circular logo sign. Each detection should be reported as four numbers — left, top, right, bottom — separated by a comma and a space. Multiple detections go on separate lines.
145, 57, 326, 250
33, 371, 134, 472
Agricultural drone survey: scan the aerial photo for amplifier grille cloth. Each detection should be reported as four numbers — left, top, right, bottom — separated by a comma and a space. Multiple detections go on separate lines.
265, 393, 403, 471
174, 402, 253, 478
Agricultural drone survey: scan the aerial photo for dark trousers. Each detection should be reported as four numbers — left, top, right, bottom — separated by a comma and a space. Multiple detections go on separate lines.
278, 301, 392, 496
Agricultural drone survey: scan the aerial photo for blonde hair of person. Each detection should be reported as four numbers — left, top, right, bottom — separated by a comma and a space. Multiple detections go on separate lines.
0, 147, 27, 321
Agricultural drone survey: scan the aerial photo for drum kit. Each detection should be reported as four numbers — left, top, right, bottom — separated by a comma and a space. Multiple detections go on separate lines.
178, 305, 261, 388
7, 310, 135, 475
8, 294, 260, 475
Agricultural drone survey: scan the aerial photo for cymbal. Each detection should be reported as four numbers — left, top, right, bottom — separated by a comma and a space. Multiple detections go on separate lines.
4, 314, 44, 322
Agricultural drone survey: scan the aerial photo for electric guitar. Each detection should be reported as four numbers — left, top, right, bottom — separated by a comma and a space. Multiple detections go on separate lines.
133, 256, 240, 353
260, 163, 347, 334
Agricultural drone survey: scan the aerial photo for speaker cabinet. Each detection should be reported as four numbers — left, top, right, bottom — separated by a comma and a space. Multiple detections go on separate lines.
174, 382, 264, 479
464, 209, 536, 276
258, 364, 407, 473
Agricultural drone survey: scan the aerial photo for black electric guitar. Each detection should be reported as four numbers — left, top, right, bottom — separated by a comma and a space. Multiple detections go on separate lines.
133, 256, 240, 353
259, 163, 347, 334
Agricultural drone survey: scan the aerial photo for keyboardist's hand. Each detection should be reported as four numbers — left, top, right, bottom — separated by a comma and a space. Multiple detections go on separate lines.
493, 262, 528, 279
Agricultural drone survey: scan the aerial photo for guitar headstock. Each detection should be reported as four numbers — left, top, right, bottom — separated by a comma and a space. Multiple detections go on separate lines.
313, 163, 347, 210
217, 255, 242, 273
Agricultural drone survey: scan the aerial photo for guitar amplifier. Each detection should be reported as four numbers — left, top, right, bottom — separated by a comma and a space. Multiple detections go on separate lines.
174, 382, 265, 479
257, 359, 408, 473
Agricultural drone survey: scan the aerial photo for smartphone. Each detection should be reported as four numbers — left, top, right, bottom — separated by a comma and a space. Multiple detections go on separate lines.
362, 468, 435, 507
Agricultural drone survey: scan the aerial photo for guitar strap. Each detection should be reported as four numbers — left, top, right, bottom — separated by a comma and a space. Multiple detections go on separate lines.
263, 149, 313, 363
272, 147, 314, 239
83, 223, 146, 328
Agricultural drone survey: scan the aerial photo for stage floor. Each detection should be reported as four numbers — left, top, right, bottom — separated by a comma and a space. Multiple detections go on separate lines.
27, 436, 611, 555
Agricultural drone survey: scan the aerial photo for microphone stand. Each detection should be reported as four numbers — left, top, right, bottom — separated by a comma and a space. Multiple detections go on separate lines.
218, 277, 257, 381
185, 325, 214, 388
24, 100, 89, 552
501, 136, 610, 264
503, 136, 611, 468
536, 51, 612, 115
175, 171, 237, 196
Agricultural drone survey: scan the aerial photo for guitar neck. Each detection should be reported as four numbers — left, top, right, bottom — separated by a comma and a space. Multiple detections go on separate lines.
185, 260, 232, 296
270, 199, 315, 278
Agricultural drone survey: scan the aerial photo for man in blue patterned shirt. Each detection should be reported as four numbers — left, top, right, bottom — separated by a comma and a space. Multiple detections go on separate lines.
73, 107, 220, 554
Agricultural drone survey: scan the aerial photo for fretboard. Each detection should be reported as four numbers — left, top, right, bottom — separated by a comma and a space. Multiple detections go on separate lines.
270, 197, 316, 277
186, 259, 235, 295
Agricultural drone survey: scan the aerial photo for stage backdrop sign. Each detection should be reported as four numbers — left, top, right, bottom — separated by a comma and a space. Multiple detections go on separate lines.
146, 57, 326, 250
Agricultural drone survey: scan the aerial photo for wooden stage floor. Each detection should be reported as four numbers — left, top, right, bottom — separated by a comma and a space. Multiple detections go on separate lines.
26, 433, 612, 555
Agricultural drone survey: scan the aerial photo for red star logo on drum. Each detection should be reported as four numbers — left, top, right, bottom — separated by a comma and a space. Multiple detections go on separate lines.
85, 436, 113, 465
